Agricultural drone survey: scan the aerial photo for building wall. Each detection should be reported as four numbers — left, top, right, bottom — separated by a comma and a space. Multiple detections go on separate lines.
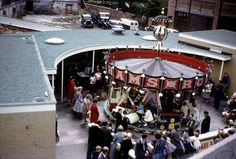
222, 55, 236, 96
32, 0, 54, 14
32, 0, 79, 14
167, 0, 177, 28
209, 56, 236, 96
0, 111, 56, 159
52, 1, 79, 14
0, 0, 26, 18
169, 0, 236, 32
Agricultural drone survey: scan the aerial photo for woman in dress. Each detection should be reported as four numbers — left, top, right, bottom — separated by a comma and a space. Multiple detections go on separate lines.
83, 94, 93, 123
67, 77, 75, 105
73, 86, 84, 119
90, 98, 99, 123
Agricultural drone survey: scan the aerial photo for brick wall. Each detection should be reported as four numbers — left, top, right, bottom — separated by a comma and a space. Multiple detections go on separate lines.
33, 0, 54, 14
52, 1, 79, 14
167, 0, 176, 27
0, 111, 55, 159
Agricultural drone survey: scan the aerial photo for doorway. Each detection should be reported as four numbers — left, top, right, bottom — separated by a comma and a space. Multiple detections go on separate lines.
26, 0, 33, 13
66, 4, 73, 14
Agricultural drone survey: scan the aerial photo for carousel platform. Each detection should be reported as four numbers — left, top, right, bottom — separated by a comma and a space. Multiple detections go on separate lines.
103, 100, 177, 133
103, 100, 201, 133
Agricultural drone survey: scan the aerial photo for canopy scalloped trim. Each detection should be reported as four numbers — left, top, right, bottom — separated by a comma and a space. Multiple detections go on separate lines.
108, 50, 208, 73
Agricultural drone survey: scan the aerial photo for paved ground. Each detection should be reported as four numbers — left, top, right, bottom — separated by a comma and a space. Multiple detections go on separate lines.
0, 16, 66, 31
55, 93, 227, 159
22, 14, 81, 29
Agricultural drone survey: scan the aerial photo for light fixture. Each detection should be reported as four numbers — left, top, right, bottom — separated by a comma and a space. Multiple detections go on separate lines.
195, 72, 199, 80
103, 70, 107, 74
192, 92, 196, 96
175, 93, 181, 98
139, 89, 145, 94
160, 76, 165, 80
125, 65, 128, 74
111, 81, 116, 85
123, 85, 128, 90
180, 73, 183, 81
105, 75, 109, 80
141, 73, 145, 78
159, 92, 163, 97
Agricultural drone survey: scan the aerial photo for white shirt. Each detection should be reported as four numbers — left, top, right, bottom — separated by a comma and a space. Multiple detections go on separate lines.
144, 110, 153, 122
90, 76, 96, 84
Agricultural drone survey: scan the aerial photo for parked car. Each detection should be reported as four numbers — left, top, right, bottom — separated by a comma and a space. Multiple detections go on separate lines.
91, 12, 110, 28
81, 14, 93, 28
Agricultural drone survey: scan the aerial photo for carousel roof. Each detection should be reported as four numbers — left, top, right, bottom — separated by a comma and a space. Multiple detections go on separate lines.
114, 58, 204, 78
109, 49, 208, 78
108, 50, 208, 90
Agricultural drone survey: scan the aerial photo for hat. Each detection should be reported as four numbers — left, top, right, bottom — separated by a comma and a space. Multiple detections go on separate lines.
117, 125, 124, 131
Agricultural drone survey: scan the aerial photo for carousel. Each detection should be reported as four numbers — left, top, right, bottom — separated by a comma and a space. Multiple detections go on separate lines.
104, 25, 209, 131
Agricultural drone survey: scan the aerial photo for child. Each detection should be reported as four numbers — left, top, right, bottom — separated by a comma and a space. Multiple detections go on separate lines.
92, 145, 102, 159
98, 146, 109, 159
192, 132, 201, 152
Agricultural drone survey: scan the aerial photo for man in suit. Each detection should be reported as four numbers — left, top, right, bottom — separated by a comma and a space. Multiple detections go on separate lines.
118, 133, 133, 159
201, 111, 211, 134
135, 133, 148, 159
171, 123, 184, 159
87, 121, 102, 159
115, 109, 123, 132
100, 121, 113, 149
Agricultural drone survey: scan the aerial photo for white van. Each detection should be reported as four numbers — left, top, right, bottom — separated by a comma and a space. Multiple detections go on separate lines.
120, 18, 139, 30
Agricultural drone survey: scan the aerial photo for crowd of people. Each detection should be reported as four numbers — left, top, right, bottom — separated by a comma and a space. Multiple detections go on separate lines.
86, 119, 236, 159
63, 69, 235, 159
66, 65, 107, 121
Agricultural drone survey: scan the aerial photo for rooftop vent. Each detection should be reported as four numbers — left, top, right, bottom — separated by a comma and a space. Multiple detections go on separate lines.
45, 38, 64, 45
142, 35, 156, 41
22, 37, 31, 40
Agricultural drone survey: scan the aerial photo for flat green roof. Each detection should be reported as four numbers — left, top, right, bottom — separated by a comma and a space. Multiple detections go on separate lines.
0, 28, 234, 105
29, 29, 232, 71
0, 35, 55, 105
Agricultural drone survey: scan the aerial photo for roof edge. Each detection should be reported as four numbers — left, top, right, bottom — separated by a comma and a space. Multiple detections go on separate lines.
0, 102, 56, 114
179, 33, 236, 54
32, 36, 57, 103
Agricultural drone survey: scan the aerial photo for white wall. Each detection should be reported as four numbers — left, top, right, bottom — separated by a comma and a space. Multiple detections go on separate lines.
52, 1, 79, 14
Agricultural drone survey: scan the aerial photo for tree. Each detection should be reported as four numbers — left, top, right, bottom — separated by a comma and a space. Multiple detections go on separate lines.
143, 0, 167, 18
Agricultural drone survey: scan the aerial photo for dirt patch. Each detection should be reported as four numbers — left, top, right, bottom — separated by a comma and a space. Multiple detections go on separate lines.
0, 24, 31, 34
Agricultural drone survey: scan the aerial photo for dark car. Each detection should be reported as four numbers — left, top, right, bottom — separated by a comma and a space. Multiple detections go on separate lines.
81, 14, 93, 28
91, 12, 110, 28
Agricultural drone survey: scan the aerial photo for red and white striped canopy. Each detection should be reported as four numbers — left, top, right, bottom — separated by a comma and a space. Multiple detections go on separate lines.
108, 50, 208, 90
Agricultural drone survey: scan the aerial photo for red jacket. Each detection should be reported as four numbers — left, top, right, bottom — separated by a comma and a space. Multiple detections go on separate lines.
90, 103, 99, 123
67, 79, 75, 100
